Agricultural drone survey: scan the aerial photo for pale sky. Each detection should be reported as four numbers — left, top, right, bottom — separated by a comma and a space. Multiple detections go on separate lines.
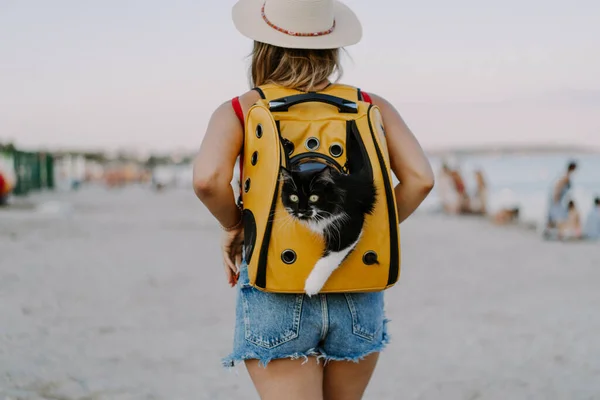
1, 0, 599, 153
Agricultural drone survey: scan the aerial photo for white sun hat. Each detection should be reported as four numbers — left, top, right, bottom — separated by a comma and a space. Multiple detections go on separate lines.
232, 0, 362, 49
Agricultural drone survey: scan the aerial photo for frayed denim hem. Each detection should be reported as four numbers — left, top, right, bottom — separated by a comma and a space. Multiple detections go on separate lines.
317, 318, 391, 366
222, 347, 321, 369
222, 319, 391, 369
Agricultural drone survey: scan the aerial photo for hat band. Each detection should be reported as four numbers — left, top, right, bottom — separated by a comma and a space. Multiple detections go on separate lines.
261, 3, 336, 37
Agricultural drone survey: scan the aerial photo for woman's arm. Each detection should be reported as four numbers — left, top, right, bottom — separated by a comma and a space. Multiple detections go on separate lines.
370, 93, 435, 223
193, 101, 244, 229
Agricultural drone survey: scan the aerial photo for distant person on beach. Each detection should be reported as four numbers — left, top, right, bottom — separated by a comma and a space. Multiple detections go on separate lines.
437, 162, 460, 213
583, 197, 600, 239
192, 0, 434, 398
437, 163, 483, 215
492, 207, 520, 225
546, 160, 577, 229
469, 169, 488, 215
450, 167, 471, 213
558, 200, 583, 240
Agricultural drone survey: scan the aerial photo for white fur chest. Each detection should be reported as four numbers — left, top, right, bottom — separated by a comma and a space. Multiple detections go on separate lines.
303, 213, 345, 236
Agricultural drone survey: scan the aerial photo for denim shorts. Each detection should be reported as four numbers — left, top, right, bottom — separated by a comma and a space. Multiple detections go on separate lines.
222, 262, 389, 368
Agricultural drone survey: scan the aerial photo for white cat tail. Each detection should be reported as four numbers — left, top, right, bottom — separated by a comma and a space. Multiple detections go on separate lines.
304, 234, 362, 296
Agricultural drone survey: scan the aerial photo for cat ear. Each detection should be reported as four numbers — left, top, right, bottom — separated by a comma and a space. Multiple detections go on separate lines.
280, 167, 293, 181
316, 166, 336, 185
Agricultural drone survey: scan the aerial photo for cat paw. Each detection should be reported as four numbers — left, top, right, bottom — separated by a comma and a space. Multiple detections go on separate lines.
304, 275, 326, 296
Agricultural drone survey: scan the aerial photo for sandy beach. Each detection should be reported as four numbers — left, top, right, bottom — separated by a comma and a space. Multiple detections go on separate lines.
1, 186, 599, 400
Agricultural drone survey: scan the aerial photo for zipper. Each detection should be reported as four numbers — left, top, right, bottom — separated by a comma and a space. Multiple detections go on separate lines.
366, 105, 400, 285
346, 120, 374, 179
255, 125, 283, 289
276, 120, 290, 169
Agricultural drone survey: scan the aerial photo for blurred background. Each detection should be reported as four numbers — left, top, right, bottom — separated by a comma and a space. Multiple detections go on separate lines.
1, 1, 599, 399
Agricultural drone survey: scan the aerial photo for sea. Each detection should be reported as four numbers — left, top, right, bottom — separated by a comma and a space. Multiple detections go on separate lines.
418, 153, 600, 228
22, 152, 600, 231
131, 153, 600, 230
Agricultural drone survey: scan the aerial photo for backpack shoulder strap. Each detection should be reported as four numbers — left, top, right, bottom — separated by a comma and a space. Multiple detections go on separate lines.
256, 83, 365, 103
252, 87, 266, 99
320, 84, 373, 104
255, 84, 301, 101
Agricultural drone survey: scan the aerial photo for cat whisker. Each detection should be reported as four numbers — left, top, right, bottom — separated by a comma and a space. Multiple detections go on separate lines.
271, 210, 295, 227
318, 214, 341, 242
315, 210, 337, 219
281, 214, 297, 232
272, 210, 297, 233
316, 210, 333, 217
270, 207, 295, 219
324, 214, 350, 249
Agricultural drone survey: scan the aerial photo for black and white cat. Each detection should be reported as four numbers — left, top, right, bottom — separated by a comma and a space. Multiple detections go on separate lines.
280, 165, 376, 296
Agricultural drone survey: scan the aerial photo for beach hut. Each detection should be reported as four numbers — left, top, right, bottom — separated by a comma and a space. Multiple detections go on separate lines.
0, 147, 56, 199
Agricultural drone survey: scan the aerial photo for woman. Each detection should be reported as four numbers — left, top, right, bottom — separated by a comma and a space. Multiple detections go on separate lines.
449, 167, 471, 214
469, 169, 488, 215
437, 162, 461, 214
546, 160, 577, 229
193, 1, 434, 398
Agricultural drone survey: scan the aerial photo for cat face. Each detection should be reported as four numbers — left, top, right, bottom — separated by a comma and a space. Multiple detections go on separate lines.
280, 166, 344, 222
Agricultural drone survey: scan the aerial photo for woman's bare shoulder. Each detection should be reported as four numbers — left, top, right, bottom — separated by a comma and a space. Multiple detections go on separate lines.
207, 89, 262, 124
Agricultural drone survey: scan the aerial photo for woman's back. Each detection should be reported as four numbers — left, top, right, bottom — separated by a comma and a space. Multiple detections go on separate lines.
193, 1, 434, 398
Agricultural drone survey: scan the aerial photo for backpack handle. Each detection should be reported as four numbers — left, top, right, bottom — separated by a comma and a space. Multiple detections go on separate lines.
269, 93, 358, 114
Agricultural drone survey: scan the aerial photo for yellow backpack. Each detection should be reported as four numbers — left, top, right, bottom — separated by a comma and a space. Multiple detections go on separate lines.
240, 83, 400, 294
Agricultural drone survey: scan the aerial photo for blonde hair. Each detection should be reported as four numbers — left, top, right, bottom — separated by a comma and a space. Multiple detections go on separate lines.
250, 41, 342, 91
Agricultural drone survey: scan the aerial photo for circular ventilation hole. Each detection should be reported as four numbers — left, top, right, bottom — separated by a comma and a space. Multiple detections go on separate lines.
251, 151, 258, 166
363, 251, 379, 266
281, 249, 297, 265
255, 124, 263, 138
305, 137, 320, 151
244, 178, 251, 193
283, 139, 295, 156
329, 143, 344, 158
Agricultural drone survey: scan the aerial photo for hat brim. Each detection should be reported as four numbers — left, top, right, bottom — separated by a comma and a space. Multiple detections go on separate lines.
232, 0, 362, 49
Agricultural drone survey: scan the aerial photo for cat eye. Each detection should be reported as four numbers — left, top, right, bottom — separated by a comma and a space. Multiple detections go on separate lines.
309, 195, 319, 203
289, 194, 299, 203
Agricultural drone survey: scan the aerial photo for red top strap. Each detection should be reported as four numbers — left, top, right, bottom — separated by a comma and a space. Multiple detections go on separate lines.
361, 91, 372, 104
232, 96, 244, 127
